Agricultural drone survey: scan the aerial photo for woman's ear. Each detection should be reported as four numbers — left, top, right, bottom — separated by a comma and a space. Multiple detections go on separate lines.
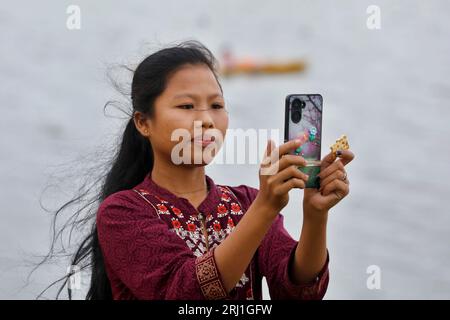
133, 111, 151, 137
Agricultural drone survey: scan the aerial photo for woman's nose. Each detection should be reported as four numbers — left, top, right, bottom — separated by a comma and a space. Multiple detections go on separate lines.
193, 108, 215, 127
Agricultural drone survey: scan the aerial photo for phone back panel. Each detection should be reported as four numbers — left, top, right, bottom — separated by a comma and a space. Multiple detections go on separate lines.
284, 94, 323, 188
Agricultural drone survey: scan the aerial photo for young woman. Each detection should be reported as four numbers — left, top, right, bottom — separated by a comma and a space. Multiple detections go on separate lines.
43, 40, 354, 300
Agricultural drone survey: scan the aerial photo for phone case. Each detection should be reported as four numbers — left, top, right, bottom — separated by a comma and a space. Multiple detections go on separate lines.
284, 94, 323, 188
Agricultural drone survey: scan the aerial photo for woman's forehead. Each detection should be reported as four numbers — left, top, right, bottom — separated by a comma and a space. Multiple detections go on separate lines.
164, 64, 221, 95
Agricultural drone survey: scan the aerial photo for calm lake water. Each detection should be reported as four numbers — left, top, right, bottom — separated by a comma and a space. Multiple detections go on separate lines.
1, 0, 450, 299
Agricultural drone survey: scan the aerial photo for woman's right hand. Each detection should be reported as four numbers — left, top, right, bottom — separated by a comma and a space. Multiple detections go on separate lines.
254, 139, 309, 219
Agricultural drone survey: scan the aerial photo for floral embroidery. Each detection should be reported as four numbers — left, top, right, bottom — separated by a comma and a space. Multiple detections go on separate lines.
231, 203, 241, 214
171, 217, 182, 229
156, 203, 170, 215
212, 220, 222, 232
230, 202, 243, 215
186, 222, 197, 232
171, 206, 184, 218
221, 192, 231, 202
217, 203, 228, 216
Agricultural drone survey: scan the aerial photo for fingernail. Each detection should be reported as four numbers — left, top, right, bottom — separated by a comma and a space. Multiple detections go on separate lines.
295, 139, 301, 144
305, 175, 309, 180
336, 150, 343, 157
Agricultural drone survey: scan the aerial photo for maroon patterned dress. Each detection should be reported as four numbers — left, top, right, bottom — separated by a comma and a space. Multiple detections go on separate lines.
96, 173, 329, 300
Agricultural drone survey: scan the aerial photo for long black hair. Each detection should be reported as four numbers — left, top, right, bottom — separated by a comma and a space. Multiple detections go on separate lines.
32, 40, 222, 299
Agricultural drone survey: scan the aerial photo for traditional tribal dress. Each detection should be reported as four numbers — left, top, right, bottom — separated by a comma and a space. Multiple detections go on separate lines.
96, 173, 329, 300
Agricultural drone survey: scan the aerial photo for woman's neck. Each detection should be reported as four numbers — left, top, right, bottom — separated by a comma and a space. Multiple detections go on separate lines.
150, 157, 208, 203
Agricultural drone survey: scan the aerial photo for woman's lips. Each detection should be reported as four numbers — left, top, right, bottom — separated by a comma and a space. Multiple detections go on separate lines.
197, 140, 213, 146
193, 136, 215, 146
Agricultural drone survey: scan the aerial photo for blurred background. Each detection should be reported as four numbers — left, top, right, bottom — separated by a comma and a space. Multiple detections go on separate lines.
1, 0, 449, 299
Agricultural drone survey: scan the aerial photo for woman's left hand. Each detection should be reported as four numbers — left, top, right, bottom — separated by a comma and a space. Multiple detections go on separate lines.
303, 149, 355, 215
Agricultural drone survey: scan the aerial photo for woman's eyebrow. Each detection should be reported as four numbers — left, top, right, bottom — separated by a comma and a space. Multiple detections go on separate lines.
172, 93, 224, 100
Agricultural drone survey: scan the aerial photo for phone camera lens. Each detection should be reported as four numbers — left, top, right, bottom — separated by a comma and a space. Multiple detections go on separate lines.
292, 98, 301, 109
292, 111, 301, 123
291, 98, 304, 123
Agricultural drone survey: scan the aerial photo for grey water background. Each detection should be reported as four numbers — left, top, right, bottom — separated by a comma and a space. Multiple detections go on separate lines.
1, 0, 450, 299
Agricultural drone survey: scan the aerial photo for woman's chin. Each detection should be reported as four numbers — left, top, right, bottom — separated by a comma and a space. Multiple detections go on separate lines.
191, 153, 217, 166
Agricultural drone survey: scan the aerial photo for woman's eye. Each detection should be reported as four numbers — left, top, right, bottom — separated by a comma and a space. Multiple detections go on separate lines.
178, 104, 194, 110
212, 104, 224, 109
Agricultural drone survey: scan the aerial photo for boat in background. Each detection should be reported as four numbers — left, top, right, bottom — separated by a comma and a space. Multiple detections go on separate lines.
219, 49, 307, 77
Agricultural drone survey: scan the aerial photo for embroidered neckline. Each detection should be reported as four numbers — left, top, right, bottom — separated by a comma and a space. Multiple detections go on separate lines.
142, 173, 222, 215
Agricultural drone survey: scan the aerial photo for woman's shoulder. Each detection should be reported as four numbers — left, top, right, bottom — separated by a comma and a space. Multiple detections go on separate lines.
99, 189, 141, 208
97, 189, 154, 222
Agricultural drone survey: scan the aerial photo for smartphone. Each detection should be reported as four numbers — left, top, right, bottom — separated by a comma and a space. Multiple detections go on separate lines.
284, 94, 323, 188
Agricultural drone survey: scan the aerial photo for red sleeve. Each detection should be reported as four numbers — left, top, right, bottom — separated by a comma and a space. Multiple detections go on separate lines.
96, 190, 229, 300
258, 214, 329, 300
242, 186, 330, 300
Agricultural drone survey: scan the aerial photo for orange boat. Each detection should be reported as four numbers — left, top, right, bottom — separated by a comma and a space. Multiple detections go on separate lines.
220, 54, 307, 77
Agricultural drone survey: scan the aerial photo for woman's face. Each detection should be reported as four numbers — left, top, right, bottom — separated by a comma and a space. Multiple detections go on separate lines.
136, 63, 229, 166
